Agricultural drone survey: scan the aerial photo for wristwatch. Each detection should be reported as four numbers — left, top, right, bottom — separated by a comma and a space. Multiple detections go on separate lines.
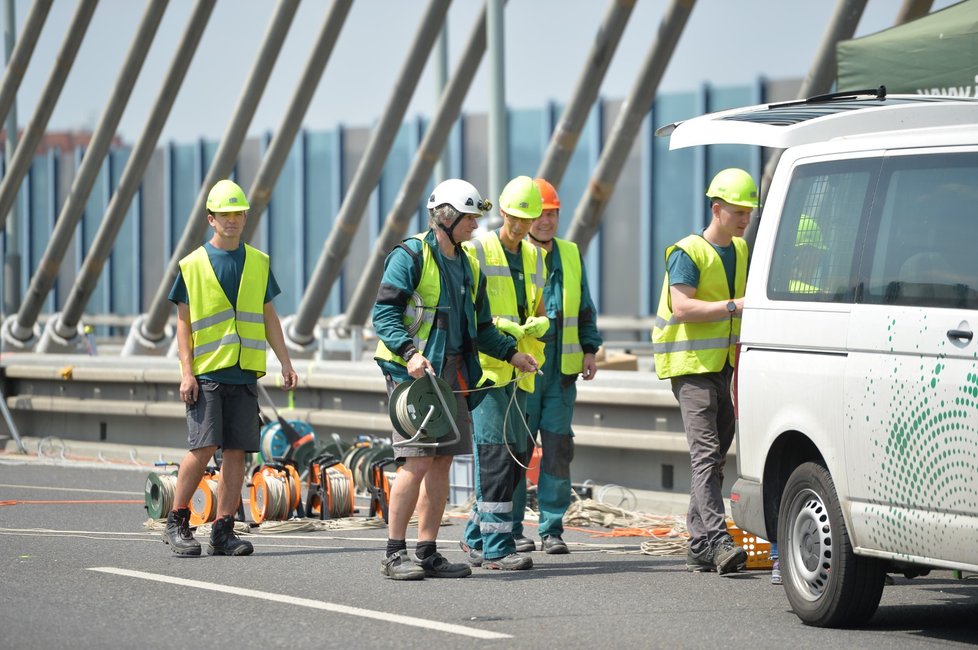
402, 347, 418, 363
726, 300, 737, 314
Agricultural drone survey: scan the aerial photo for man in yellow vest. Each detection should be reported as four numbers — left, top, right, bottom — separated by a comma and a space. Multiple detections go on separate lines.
507, 177, 603, 555
459, 175, 548, 571
372, 178, 538, 580
164, 179, 298, 557
651, 168, 754, 575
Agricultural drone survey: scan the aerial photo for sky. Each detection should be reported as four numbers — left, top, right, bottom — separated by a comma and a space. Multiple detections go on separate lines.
2, 0, 962, 145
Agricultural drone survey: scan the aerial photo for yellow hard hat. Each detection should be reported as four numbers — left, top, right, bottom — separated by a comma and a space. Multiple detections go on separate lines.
705, 168, 758, 208
498, 175, 542, 220
206, 179, 250, 213
796, 214, 827, 250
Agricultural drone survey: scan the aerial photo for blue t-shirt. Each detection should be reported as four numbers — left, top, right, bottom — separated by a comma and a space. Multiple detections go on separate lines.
667, 235, 736, 296
436, 247, 468, 355
168, 242, 281, 384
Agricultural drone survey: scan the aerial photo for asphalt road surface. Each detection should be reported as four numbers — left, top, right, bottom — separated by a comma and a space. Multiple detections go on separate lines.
1, 455, 976, 649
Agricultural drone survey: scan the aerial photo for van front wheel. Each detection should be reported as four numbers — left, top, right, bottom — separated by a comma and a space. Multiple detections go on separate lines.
778, 462, 885, 627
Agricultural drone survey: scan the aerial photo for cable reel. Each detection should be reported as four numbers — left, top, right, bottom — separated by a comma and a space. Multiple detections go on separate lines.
304, 453, 355, 519
189, 467, 220, 526
341, 439, 393, 492
389, 369, 460, 448
259, 417, 318, 468
144, 469, 177, 520
249, 462, 303, 523
368, 458, 400, 523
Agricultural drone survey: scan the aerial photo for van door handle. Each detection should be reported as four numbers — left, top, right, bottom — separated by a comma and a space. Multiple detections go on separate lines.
947, 329, 974, 342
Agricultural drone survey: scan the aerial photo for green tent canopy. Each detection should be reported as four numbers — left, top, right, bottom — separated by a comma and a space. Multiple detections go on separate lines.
837, 0, 978, 96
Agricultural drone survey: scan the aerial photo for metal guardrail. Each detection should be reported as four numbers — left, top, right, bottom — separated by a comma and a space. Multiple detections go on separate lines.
0, 350, 723, 495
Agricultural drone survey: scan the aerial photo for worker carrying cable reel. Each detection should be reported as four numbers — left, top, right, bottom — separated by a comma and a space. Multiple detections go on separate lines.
388, 368, 461, 449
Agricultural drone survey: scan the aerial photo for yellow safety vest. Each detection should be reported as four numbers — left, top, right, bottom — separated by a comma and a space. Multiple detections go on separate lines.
375, 233, 479, 365
464, 232, 545, 391
651, 235, 747, 379
179, 244, 268, 377
553, 238, 584, 375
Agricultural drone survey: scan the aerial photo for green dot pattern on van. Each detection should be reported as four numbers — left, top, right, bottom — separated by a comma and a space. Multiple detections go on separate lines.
863, 354, 978, 558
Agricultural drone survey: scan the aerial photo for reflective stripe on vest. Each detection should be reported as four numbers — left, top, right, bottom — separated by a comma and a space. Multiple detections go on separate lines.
464, 232, 545, 391
554, 238, 584, 374
374, 233, 443, 366
651, 234, 747, 379
179, 244, 268, 377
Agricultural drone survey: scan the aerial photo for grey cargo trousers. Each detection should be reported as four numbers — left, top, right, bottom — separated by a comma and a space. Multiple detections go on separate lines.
671, 366, 735, 554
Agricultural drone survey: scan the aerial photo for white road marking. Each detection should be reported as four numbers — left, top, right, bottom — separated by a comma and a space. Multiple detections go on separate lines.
0, 483, 142, 495
88, 567, 511, 640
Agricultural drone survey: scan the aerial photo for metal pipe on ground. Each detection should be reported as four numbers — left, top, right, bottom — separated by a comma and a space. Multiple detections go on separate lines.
342, 2, 500, 329
0, 0, 97, 231
240, 0, 353, 242
0, 0, 52, 130
34, 0, 218, 354
563, 0, 695, 252
285, 0, 454, 349
535, 0, 635, 188
123, 0, 300, 356
1, 0, 170, 351
746, 0, 869, 249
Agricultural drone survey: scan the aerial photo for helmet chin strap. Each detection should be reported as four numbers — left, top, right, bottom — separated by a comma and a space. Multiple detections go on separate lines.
439, 214, 466, 247
527, 232, 553, 245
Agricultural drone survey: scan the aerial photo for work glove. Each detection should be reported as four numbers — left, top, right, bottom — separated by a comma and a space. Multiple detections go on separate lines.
521, 315, 550, 338
494, 317, 525, 341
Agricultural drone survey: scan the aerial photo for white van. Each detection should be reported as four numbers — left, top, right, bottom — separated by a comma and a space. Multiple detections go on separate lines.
660, 90, 978, 628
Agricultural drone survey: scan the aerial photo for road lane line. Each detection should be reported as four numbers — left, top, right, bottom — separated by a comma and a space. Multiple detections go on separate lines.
88, 567, 511, 640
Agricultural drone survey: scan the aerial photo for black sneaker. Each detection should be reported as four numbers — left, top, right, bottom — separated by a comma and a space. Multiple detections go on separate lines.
714, 536, 747, 575
206, 515, 254, 556
413, 551, 472, 578
483, 553, 533, 571
459, 540, 483, 567
541, 535, 569, 555
514, 535, 536, 553
686, 546, 715, 572
163, 508, 201, 556
381, 549, 425, 580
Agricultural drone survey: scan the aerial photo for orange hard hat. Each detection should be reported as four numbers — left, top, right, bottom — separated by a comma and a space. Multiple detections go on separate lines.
534, 178, 560, 210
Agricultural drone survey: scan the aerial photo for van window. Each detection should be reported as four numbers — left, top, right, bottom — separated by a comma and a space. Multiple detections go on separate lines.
767, 159, 878, 303
862, 152, 978, 309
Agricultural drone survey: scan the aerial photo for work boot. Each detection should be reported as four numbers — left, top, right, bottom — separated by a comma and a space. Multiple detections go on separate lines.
413, 551, 472, 578
514, 535, 536, 553
206, 515, 254, 556
162, 508, 201, 556
459, 540, 483, 567
713, 536, 747, 575
483, 553, 533, 571
381, 549, 425, 580
541, 534, 569, 555
685, 545, 715, 573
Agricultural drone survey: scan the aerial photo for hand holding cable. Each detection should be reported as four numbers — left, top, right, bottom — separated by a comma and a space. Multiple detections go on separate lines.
521, 315, 549, 338
509, 351, 538, 374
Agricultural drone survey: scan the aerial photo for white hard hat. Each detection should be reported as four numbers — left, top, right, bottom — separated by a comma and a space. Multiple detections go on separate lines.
427, 179, 492, 216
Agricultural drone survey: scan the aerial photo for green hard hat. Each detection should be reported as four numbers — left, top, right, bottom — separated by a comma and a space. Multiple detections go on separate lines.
705, 168, 759, 208
206, 179, 250, 213
795, 214, 827, 250
498, 175, 543, 220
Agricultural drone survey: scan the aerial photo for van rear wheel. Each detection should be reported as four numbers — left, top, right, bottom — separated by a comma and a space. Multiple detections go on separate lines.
778, 462, 885, 627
